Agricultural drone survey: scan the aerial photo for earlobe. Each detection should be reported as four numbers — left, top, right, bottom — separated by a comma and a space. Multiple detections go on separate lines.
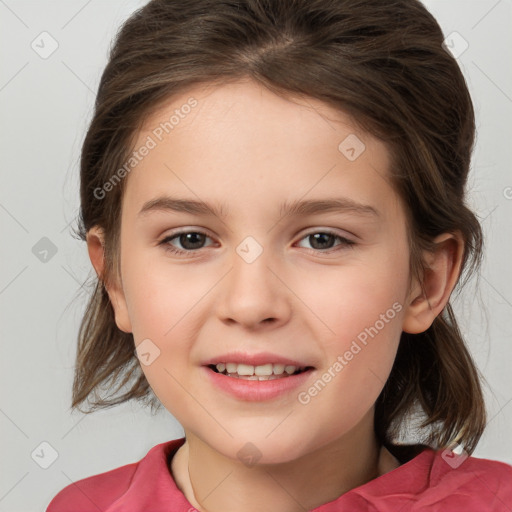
86, 226, 133, 333
402, 232, 463, 334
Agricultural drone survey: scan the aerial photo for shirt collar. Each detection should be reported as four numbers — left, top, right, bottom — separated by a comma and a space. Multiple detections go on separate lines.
105, 437, 435, 511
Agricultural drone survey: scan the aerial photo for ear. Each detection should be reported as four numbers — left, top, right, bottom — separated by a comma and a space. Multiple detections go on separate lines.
86, 226, 132, 333
402, 232, 464, 334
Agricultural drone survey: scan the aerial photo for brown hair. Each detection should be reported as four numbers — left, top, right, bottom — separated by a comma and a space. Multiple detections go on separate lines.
71, 0, 487, 455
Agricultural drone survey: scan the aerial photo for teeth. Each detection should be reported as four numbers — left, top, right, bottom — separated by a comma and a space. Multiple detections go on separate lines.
214, 362, 304, 377
273, 364, 285, 375
237, 364, 254, 376
255, 363, 273, 376
226, 363, 237, 373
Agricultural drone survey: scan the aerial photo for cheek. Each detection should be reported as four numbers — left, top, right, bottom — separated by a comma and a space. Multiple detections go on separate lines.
296, 286, 404, 441
122, 250, 205, 339
295, 249, 407, 407
121, 257, 205, 418
119, 254, 196, 368
302, 252, 408, 343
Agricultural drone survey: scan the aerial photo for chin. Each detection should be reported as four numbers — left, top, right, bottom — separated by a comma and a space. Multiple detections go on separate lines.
209, 432, 314, 467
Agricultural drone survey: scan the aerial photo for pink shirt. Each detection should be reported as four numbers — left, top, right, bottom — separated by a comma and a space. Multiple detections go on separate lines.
46, 437, 512, 511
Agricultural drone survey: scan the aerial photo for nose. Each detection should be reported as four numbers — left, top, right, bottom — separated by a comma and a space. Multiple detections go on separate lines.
215, 246, 292, 330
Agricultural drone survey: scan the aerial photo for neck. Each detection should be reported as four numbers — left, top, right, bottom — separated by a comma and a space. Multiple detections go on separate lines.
170, 409, 400, 512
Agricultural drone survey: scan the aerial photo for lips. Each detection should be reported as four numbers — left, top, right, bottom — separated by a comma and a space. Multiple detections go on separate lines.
202, 351, 312, 368
203, 353, 314, 379
201, 352, 315, 396
203, 362, 315, 401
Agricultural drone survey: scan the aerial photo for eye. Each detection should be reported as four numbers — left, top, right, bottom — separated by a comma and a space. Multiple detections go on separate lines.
158, 229, 356, 257
159, 230, 215, 255
296, 231, 356, 253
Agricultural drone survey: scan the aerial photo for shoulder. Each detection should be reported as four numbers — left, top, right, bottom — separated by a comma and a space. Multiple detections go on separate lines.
46, 439, 184, 512
45, 461, 138, 512
358, 444, 512, 511
422, 449, 512, 511
430, 449, 512, 484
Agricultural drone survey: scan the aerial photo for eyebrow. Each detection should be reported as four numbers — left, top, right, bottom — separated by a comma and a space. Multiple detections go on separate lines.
137, 196, 379, 219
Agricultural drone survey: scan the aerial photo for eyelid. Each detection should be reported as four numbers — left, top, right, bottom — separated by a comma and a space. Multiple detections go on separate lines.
159, 226, 214, 240
159, 228, 215, 250
298, 227, 355, 240
159, 226, 355, 241
294, 229, 356, 252
158, 227, 356, 256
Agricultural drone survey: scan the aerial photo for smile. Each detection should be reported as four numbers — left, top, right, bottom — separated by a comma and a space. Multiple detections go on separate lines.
203, 362, 315, 401
208, 362, 311, 380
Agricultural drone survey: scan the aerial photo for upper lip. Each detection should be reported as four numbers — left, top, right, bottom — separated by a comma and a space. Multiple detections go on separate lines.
202, 352, 313, 368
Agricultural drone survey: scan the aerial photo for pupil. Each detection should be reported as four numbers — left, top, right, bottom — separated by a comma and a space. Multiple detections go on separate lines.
310, 233, 334, 250
181, 232, 205, 250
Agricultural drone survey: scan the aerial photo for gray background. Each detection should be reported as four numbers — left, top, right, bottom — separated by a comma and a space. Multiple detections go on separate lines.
0, 1, 511, 510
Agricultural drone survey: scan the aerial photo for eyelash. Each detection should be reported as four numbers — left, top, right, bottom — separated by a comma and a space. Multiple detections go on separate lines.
158, 229, 356, 256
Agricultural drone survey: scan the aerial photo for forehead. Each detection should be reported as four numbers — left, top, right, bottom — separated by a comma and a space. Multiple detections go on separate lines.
141, 77, 357, 128
123, 78, 400, 223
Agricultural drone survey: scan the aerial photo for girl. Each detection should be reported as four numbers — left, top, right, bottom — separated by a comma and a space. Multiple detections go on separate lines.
47, 0, 512, 510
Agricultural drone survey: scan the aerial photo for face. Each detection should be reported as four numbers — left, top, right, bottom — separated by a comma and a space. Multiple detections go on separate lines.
108, 78, 415, 463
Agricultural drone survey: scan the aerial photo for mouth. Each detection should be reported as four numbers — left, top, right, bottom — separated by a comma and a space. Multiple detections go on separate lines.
203, 357, 316, 401
207, 362, 314, 380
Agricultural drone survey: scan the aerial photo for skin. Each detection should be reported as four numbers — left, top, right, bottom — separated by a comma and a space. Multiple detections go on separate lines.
87, 78, 463, 512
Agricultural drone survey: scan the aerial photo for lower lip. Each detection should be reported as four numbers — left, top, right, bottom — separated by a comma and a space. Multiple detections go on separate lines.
202, 366, 315, 401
